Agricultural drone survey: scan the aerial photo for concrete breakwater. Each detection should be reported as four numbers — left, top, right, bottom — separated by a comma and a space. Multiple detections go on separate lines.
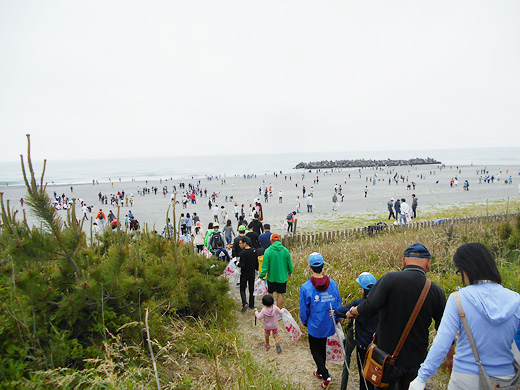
294, 157, 441, 170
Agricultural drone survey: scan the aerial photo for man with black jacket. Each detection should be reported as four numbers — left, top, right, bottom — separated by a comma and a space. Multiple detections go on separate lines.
232, 225, 251, 258
347, 243, 450, 390
238, 237, 258, 312
246, 226, 260, 249
248, 213, 264, 235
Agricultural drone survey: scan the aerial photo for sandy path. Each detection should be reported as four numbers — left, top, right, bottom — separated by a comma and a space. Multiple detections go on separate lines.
228, 286, 350, 390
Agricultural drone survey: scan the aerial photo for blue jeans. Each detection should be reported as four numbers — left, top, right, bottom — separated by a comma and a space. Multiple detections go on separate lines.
307, 205, 313, 212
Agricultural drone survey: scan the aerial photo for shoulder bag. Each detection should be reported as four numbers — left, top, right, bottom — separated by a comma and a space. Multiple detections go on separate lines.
363, 279, 431, 387
453, 291, 520, 390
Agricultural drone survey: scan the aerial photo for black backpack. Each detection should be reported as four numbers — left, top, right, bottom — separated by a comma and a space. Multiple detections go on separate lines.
210, 231, 224, 250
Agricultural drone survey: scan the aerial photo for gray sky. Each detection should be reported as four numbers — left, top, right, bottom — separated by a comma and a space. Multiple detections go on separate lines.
1, 0, 519, 162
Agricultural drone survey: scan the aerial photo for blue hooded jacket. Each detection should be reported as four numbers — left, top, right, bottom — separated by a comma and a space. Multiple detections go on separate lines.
300, 276, 342, 338
418, 282, 520, 380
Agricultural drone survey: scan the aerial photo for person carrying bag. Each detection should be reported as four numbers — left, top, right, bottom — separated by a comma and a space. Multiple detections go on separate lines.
363, 279, 431, 387
410, 243, 520, 390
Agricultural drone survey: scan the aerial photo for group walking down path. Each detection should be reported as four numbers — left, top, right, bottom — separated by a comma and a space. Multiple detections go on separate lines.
226, 238, 520, 390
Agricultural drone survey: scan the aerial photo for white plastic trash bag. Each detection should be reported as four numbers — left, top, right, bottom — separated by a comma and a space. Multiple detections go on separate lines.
326, 321, 345, 364
223, 258, 238, 279
281, 308, 302, 342
253, 278, 268, 297
203, 246, 212, 259
282, 220, 288, 230
230, 266, 241, 296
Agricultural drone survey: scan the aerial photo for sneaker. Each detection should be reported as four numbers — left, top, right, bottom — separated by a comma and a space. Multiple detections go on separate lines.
321, 378, 331, 389
313, 371, 323, 380
241, 304, 248, 312
276, 343, 282, 354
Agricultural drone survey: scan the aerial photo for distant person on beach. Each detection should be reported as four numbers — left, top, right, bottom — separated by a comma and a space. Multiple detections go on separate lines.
204, 222, 214, 247
300, 252, 341, 389
399, 198, 410, 225
332, 193, 338, 211
223, 219, 235, 245
185, 213, 193, 233
254, 294, 283, 353
257, 202, 264, 221
219, 206, 228, 225
92, 222, 101, 236
286, 211, 296, 233
160, 218, 174, 238
411, 194, 418, 218
394, 198, 401, 220
296, 196, 301, 213
259, 233, 293, 309
212, 205, 219, 222
207, 223, 226, 254
278, 190, 283, 203
96, 209, 106, 228
180, 213, 186, 234
129, 216, 140, 231
192, 223, 205, 252
82, 204, 89, 220
388, 198, 396, 220
307, 195, 313, 212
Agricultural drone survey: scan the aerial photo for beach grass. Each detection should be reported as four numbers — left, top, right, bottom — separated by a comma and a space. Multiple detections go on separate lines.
295, 198, 520, 232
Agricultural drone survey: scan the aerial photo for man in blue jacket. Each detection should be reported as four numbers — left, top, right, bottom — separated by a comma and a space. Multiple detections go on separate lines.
300, 252, 342, 389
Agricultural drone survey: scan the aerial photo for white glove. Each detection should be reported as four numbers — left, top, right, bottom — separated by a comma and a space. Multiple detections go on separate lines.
408, 377, 426, 390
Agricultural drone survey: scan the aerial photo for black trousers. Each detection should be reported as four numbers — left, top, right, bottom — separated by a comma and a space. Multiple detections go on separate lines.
355, 346, 374, 390
308, 334, 330, 379
388, 210, 395, 220
375, 365, 418, 390
239, 274, 255, 308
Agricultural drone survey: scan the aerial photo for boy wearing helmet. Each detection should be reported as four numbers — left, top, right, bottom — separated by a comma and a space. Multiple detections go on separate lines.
333, 272, 380, 390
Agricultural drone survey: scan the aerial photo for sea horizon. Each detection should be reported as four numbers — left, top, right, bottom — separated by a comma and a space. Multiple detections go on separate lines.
1, 146, 520, 187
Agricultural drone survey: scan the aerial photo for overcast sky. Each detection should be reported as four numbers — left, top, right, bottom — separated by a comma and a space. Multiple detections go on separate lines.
1, 0, 519, 162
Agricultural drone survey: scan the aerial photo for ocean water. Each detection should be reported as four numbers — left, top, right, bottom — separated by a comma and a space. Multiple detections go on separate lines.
1, 147, 519, 186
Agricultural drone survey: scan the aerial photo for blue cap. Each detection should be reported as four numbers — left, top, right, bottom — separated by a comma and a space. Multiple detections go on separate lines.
404, 242, 431, 259
308, 252, 324, 267
356, 272, 377, 290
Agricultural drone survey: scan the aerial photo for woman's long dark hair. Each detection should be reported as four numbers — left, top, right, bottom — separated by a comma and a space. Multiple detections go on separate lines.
453, 243, 501, 285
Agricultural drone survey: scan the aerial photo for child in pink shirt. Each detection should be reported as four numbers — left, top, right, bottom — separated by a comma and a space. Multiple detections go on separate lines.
254, 295, 283, 353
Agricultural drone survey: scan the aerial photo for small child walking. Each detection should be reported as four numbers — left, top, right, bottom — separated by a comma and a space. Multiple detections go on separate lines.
254, 295, 283, 353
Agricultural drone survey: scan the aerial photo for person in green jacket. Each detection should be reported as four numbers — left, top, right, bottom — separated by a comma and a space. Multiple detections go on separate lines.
204, 222, 214, 247
259, 233, 293, 309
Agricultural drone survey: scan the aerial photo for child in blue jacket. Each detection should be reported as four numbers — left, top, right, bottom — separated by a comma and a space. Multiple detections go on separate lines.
300, 252, 342, 389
